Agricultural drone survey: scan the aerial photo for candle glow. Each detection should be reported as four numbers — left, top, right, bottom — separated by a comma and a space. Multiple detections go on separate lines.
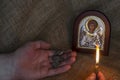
95, 45, 100, 80
96, 45, 100, 64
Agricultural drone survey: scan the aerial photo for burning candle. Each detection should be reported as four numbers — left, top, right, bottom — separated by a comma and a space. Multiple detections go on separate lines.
96, 45, 100, 69
95, 45, 100, 80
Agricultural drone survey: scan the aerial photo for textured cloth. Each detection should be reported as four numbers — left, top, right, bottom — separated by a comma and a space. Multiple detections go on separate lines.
0, 0, 120, 80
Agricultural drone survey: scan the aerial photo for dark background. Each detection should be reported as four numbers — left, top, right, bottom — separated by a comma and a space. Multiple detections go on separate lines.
0, 0, 120, 80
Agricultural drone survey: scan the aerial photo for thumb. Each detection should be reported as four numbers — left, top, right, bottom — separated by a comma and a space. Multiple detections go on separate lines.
98, 71, 106, 80
32, 41, 51, 49
86, 73, 96, 80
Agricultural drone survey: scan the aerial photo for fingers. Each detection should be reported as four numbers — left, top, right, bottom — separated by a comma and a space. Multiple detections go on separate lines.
35, 49, 77, 67
59, 51, 76, 66
48, 51, 76, 67
32, 50, 76, 79
86, 73, 96, 80
86, 72, 106, 80
62, 51, 76, 59
47, 65, 71, 76
98, 71, 106, 80
60, 56, 76, 66
39, 41, 50, 49
48, 50, 76, 58
29, 41, 51, 49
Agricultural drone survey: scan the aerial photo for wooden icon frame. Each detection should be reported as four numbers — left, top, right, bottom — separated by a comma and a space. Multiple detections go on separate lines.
72, 10, 110, 56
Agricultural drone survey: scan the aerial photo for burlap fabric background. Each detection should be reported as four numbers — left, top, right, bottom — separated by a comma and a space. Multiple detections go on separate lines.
0, 0, 120, 80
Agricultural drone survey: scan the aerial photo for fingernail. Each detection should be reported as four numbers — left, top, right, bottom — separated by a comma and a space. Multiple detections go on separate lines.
65, 65, 71, 70
91, 73, 96, 76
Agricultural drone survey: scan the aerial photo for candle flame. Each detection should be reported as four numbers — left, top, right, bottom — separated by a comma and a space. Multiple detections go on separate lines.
96, 45, 100, 64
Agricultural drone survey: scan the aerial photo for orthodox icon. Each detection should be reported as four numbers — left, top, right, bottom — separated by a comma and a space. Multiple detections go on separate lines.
73, 11, 110, 55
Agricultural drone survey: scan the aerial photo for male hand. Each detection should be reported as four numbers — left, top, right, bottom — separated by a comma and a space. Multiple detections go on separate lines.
86, 71, 106, 80
13, 41, 76, 80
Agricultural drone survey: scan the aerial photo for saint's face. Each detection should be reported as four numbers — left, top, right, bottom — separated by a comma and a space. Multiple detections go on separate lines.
88, 24, 96, 33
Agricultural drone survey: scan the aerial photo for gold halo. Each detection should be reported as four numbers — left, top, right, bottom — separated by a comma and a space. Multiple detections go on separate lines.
85, 19, 98, 32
